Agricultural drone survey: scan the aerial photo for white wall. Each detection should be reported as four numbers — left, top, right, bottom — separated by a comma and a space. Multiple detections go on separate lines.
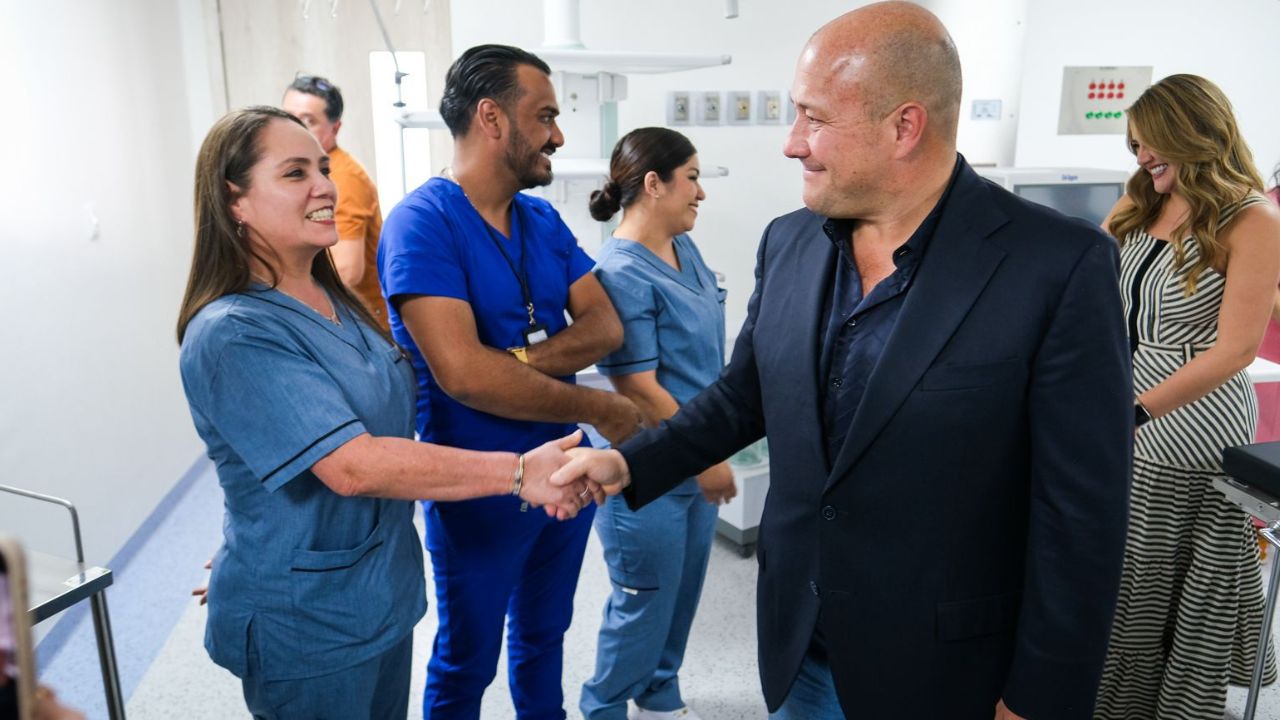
450, 0, 1035, 337
214, 0, 455, 190
0, 1, 210, 563
928, 0, 1028, 167
1015, 0, 1280, 182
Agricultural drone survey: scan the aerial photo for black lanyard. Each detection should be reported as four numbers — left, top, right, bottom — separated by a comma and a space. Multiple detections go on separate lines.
479, 203, 537, 327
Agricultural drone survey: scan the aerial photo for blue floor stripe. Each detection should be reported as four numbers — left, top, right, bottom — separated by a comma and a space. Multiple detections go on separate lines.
37, 456, 224, 718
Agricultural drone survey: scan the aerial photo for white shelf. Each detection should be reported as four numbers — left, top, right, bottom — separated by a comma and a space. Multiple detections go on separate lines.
550, 158, 728, 181
1249, 357, 1280, 384
395, 109, 446, 129
537, 48, 731, 75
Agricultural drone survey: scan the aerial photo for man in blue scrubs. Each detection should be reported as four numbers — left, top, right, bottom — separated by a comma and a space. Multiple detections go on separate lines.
378, 45, 645, 719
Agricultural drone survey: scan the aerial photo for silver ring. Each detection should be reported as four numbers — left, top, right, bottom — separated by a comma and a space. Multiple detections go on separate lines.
579, 488, 590, 499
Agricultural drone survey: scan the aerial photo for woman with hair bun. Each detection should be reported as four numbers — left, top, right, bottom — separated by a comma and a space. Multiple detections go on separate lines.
1094, 74, 1280, 718
580, 127, 732, 720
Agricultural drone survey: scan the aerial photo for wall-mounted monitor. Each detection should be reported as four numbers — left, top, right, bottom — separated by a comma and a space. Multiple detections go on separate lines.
974, 167, 1130, 227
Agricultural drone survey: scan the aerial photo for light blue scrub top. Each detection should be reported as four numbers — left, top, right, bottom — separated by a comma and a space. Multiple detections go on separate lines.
593, 234, 727, 493
179, 286, 427, 681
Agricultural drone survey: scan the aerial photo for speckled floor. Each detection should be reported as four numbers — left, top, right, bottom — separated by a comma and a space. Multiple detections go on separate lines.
114, 519, 1280, 720
40, 461, 1280, 719
124, 507, 766, 720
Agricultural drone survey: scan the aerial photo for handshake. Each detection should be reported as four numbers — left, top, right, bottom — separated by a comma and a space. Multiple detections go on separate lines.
514, 392, 736, 519
515, 430, 633, 521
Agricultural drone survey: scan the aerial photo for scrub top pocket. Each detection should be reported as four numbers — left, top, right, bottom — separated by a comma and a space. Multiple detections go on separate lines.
287, 520, 394, 650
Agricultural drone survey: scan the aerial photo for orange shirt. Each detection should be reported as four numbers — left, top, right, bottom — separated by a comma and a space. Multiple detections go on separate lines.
329, 146, 388, 331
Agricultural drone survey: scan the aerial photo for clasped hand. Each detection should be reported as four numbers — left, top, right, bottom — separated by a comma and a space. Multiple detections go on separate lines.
514, 431, 634, 521
516, 431, 603, 520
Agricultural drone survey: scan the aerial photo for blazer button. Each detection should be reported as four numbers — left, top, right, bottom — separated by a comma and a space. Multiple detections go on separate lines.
830, 378, 844, 389
810, 580, 820, 596
821, 505, 837, 520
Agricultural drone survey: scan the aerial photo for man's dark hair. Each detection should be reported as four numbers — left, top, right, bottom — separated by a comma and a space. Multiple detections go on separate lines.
286, 74, 344, 122
439, 44, 551, 138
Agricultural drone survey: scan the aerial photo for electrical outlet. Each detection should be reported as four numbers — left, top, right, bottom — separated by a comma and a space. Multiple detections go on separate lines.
699, 91, 722, 125
971, 99, 1002, 121
727, 91, 751, 125
668, 91, 692, 126
757, 90, 783, 124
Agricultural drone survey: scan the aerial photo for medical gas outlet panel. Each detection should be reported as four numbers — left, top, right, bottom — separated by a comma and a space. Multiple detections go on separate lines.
1057, 65, 1153, 135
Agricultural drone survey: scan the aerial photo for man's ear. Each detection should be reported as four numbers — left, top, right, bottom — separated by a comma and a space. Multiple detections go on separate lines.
475, 98, 506, 139
332, 118, 342, 138
892, 102, 928, 158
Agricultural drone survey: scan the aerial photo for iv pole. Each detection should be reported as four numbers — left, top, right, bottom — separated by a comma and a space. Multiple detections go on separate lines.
369, 0, 411, 194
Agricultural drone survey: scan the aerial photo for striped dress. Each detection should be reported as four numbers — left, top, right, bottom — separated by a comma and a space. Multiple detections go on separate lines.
1095, 194, 1276, 719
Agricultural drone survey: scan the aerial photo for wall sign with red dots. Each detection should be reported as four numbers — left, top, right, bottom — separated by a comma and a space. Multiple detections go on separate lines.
1057, 65, 1153, 135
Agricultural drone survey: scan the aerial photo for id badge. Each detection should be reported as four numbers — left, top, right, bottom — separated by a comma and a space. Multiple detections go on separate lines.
523, 323, 550, 345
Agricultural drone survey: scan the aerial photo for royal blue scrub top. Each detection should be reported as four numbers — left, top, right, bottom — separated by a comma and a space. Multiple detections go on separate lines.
593, 234, 727, 490
179, 286, 427, 681
378, 178, 597, 453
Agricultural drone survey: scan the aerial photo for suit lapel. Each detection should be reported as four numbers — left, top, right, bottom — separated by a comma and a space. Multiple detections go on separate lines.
776, 217, 837, 471
824, 163, 1010, 490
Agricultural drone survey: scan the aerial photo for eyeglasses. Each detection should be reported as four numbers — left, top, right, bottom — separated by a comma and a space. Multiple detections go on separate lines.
293, 73, 333, 93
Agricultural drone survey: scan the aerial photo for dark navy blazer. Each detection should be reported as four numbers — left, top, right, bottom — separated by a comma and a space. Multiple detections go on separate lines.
619, 159, 1133, 719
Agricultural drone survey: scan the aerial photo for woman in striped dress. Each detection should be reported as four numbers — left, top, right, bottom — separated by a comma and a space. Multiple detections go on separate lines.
1094, 74, 1280, 719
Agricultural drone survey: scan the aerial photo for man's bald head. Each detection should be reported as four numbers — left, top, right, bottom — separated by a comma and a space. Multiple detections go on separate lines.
806, 1, 962, 142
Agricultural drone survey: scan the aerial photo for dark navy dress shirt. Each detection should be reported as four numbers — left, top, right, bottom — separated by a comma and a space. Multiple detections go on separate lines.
818, 159, 961, 466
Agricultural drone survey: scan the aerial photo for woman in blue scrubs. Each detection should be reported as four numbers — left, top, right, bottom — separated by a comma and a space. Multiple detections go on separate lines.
176, 107, 597, 720
579, 128, 736, 720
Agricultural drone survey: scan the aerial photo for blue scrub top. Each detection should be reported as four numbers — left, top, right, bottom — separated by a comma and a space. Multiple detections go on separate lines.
593, 235, 727, 489
594, 234, 726, 401
179, 286, 426, 681
378, 178, 597, 453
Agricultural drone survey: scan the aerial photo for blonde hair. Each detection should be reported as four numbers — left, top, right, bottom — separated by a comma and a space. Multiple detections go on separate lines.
1108, 74, 1264, 295
178, 107, 387, 343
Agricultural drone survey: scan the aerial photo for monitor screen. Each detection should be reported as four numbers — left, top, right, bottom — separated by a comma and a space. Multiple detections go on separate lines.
1014, 183, 1124, 227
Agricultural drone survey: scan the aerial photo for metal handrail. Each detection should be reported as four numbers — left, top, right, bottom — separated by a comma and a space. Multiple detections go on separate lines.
0, 483, 124, 718
0, 483, 85, 564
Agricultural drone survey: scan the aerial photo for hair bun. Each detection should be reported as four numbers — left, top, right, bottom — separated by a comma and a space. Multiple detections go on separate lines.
589, 180, 623, 222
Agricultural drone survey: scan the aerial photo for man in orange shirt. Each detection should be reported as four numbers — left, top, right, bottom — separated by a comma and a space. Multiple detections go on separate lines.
283, 75, 389, 331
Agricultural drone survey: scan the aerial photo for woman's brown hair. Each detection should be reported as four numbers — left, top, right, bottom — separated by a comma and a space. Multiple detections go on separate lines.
177, 106, 388, 343
1108, 74, 1265, 295
589, 127, 697, 222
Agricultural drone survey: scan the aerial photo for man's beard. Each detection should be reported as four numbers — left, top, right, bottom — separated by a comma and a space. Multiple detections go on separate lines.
505, 126, 554, 190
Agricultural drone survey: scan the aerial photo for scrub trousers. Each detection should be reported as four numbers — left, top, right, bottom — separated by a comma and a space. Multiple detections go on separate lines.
241, 632, 412, 720
423, 495, 595, 720
579, 489, 718, 719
